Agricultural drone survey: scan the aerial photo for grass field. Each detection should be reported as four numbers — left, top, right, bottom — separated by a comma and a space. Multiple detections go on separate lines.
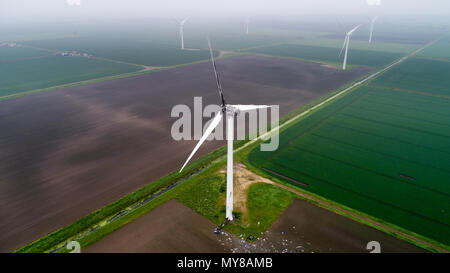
248, 82, 450, 246
22, 37, 218, 67
372, 57, 450, 96
246, 44, 406, 68
0, 55, 141, 97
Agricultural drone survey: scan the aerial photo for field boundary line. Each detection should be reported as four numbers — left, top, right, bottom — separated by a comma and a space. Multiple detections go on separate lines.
369, 84, 450, 100
243, 51, 346, 69
414, 56, 450, 63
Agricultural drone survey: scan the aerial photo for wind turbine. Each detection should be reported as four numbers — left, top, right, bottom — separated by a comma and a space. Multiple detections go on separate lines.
369, 17, 377, 43
245, 16, 250, 35
179, 38, 270, 222
175, 17, 190, 50
339, 24, 361, 70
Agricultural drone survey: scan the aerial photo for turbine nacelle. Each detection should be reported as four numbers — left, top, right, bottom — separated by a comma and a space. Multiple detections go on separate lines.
225, 105, 239, 116
179, 103, 270, 173
175, 17, 190, 26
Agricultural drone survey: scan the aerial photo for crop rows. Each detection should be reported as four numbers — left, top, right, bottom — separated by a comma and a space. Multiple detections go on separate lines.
372, 58, 450, 96
248, 81, 450, 245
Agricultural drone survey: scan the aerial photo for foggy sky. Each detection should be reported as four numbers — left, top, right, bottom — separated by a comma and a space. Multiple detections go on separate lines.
1, 0, 450, 20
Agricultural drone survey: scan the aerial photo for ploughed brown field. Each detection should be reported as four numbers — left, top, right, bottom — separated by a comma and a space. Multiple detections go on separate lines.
257, 199, 426, 253
0, 54, 370, 252
84, 199, 424, 253
84, 199, 233, 253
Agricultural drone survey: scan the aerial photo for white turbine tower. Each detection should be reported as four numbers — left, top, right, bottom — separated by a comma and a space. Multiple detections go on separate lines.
369, 17, 377, 43
245, 16, 250, 35
339, 24, 361, 70
175, 17, 190, 50
179, 38, 270, 222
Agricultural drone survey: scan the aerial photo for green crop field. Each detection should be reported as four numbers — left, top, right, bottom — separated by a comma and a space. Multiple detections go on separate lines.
417, 39, 450, 60
288, 37, 420, 54
0, 46, 51, 61
246, 43, 405, 67
0, 55, 140, 97
372, 57, 450, 96
22, 37, 218, 67
186, 33, 285, 51
248, 82, 450, 246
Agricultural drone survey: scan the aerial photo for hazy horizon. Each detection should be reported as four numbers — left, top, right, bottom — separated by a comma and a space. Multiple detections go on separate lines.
1, 0, 450, 22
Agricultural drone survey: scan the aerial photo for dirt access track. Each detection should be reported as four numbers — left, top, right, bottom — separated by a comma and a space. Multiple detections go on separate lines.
0, 54, 370, 252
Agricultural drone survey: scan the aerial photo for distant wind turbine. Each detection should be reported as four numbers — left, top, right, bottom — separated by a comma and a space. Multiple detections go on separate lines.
245, 16, 250, 35
179, 38, 270, 222
175, 17, 190, 50
339, 24, 361, 70
369, 17, 377, 43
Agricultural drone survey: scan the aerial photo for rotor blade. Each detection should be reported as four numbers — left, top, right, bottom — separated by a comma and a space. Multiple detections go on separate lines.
181, 17, 190, 25
180, 111, 223, 172
348, 24, 361, 35
339, 35, 348, 58
207, 37, 226, 106
232, 105, 271, 112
